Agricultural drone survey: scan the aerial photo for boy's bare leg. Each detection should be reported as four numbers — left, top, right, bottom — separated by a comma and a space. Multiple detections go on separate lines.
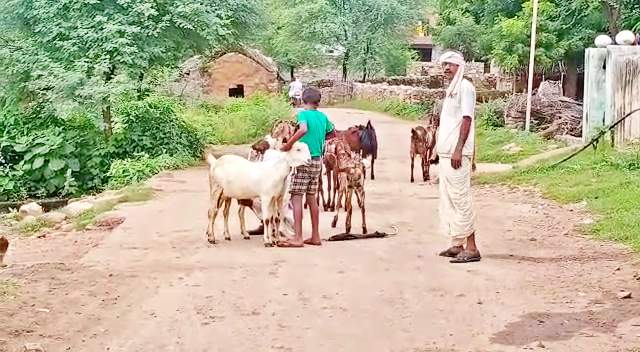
304, 194, 322, 246
278, 194, 304, 247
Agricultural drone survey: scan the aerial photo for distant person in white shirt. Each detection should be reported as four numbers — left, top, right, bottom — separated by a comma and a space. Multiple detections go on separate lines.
288, 77, 303, 107
436, 50, 480, 264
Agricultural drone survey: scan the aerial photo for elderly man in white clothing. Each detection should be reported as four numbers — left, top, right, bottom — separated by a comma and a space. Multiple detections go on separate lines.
436, 50, 481, 264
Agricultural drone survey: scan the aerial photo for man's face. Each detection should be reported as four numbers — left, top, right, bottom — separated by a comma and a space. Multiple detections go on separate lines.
442, 62, 458, 80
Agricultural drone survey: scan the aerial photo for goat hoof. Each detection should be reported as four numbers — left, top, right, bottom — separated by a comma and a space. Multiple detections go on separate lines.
225, 237, 231, 241
363, 227, 368, 234
264, 242, 274, 248
243, 235, 251, 240
410, 179, 414, 183
331, 219, 338, 228
207, 238, 216, 244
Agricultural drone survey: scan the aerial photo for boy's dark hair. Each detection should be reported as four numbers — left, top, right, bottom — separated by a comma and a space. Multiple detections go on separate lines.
302, 87, 322, 106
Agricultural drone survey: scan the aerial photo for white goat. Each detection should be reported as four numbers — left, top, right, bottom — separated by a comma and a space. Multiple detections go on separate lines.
206, 142, 311, 246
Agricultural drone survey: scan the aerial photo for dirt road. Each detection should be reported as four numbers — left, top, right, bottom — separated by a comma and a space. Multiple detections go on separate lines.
2, 108, 639, 352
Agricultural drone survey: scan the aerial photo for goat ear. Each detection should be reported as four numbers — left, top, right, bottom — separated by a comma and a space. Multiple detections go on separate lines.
411, 128, 417, 137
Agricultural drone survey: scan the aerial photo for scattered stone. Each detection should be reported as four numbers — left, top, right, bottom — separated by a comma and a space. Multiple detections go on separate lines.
529, 238, 538, 242
19, 202, 43, 218
502, 143, 523, 154
94, 212, 126, 230
60, 223, 75, 232
617, 291, 632, 299
36, 308, 50, 313
61, 201, 94, 217
23, 343, 45, 352
40, 212, 67, 224
536, 341, 546, 348
20, 215, 39, 226
613, 266, 621, 272
580, 218, 595, 225
634, 272, 640, 281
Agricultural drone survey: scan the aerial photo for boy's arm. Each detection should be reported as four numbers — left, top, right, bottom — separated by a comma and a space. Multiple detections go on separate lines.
281, 123, 307, 151
282, 112, 307, 151
325, 120, 336, 140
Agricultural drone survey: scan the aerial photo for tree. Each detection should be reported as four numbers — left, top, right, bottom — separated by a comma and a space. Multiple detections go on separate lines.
287, 0, 425, 81
0, 0, 258, 135
257, 0, 321, 78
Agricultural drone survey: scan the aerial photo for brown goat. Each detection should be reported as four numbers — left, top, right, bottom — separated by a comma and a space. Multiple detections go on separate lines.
0, 236, 8, 266
331, 152, 367, 234
410, 125, 437, 183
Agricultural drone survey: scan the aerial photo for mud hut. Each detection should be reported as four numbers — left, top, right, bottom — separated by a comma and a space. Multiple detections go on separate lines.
203, 49, 286, 98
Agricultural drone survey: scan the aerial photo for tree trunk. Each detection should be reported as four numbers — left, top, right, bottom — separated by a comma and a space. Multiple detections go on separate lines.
290, 66, 295, 80
103, 64, 116, 138
603, 0, 620, 35
342, 50, 349, 81
361, 40, 371, 83
102, 104, 113, 138
564, 58, 579, 99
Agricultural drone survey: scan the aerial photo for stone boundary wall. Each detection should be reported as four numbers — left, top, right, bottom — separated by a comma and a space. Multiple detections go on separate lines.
314, 80, 509, 106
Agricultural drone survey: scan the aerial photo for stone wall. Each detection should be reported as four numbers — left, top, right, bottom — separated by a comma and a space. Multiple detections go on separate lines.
407, 61, 486, 78
315, 80, 509, 106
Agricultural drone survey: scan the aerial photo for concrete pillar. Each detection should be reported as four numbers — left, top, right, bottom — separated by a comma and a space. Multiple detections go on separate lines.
582, 48, 607, 142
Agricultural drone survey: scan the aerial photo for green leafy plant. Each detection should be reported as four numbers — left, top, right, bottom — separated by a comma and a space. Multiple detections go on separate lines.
477, 100, 506, 129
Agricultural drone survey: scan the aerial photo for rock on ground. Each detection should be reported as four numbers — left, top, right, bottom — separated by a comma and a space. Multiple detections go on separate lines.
19, 202, 43, 218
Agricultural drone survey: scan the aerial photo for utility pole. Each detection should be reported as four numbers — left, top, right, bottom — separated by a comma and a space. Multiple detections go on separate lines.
525, 0, 539, 132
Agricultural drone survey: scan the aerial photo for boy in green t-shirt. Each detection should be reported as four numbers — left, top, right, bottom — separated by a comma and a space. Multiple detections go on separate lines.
280, 87, 334, 247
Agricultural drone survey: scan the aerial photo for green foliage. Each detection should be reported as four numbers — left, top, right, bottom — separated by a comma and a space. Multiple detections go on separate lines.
107, 153, 199, 189
0, 0, 259, 130
476, 99, 506, 129
476, 145, 640, 250
110, 95, 204, 159
181, 93, 292, 145
257, 0, 321, 75
432, 0, 607, 73
0, 110, 110, 201
282, 0, 426, 80
381, 41, 418, 76
432, 9, 485, 61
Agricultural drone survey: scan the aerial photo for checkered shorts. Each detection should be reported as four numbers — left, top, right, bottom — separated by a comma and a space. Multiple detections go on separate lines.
289, 158, 323, 195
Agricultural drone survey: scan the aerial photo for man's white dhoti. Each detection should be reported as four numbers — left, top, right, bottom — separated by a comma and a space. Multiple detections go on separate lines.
438, 156, 475, 246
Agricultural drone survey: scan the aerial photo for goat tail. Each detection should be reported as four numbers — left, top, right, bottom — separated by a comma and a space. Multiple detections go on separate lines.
206, 153, 217, 167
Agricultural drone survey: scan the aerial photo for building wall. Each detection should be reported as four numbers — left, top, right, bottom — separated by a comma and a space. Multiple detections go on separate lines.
204, 53, 280, 98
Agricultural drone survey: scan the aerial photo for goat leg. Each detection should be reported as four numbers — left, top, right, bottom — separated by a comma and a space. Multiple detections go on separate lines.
260, 196, 273, 247
355, 188, 367, 234
206, 188, 224, 244
410, 153, 415, 183
222, 198, 232, 241
238, 204, 250, 240
345, 188, 353, 234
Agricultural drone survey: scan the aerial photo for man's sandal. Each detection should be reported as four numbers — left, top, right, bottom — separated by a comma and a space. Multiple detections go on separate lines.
439, 246, 463, 258
449, 250, 481, 263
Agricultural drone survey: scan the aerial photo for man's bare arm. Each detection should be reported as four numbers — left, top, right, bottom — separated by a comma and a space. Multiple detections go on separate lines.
451, 116, 472, 169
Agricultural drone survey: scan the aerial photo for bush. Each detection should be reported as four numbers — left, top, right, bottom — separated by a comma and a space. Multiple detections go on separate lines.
0, 110, 110, 201
181, 92, 291, 145
107, 153, 199, 189
110, 95, 204, 159
477, 99, 506, 129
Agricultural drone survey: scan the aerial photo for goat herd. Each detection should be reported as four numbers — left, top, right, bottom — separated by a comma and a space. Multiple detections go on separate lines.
204, 116, 447, 247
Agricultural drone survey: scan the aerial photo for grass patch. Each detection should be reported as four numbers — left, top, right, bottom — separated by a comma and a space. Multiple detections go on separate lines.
0, 279, 19, 301
72, 185, 154, 231
182, 92, 292, 145
337, 98, 431, 121
476, 145, 640, 250
476, 126, 562, 164
17, 217, 54, 236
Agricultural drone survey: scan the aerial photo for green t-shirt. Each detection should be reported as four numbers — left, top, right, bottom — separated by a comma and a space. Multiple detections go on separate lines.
297, 109, 334, 157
